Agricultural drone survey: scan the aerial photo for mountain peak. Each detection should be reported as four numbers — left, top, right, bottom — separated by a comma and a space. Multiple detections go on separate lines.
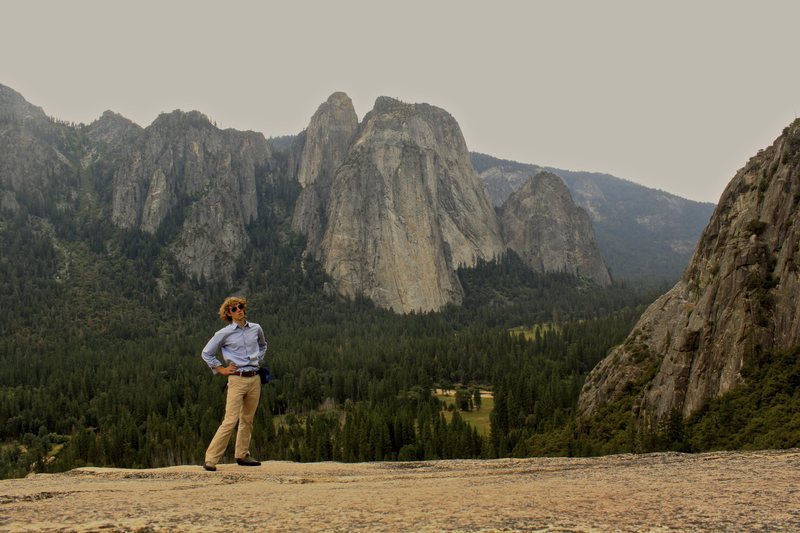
325, 91, 352, 105
87, 111, 142, 147
0, 83, 48, 123
95, 109, 135, 124
372, 95, 407, 112
150, 109, 215, 130
519, 171, 569, 196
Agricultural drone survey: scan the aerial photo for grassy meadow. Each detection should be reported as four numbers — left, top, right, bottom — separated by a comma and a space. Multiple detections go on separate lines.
437, 391, 494, 436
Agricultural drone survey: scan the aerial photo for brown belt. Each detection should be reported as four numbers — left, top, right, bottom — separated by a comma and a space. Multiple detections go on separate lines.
232, 370, 258, 377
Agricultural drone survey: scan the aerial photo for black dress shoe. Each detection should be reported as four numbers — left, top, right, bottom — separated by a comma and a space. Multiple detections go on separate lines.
203, 462, 217, 472
236, 457, 261, 466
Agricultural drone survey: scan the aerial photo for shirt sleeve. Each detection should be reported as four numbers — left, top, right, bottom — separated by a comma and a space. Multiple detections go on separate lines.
201, 329, 227, 373
257, 325, 268, 364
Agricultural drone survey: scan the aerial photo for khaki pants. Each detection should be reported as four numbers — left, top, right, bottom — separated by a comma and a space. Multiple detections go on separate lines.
205, 375, 261, 465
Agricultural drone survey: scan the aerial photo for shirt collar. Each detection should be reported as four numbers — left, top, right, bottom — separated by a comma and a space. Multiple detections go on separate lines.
229, 320, 250, 330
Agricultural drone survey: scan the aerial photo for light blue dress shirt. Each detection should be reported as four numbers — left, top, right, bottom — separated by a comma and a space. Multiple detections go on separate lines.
201, 321, 267, 374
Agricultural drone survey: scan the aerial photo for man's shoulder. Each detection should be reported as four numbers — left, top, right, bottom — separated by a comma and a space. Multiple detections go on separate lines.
215, 323, 237, 335
246, 321, 263, 331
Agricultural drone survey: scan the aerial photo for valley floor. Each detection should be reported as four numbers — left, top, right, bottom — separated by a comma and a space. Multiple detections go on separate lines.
1, 449, 798, 532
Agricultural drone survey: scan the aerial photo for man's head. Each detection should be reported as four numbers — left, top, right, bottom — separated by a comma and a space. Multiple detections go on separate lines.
219, 296, 247, 323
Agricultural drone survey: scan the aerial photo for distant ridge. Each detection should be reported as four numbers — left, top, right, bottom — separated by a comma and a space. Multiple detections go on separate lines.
472, 152, 715, 283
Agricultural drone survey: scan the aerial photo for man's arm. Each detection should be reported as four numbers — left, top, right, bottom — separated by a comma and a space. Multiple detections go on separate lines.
257, 326, 268, 365
201, 329, 236, 374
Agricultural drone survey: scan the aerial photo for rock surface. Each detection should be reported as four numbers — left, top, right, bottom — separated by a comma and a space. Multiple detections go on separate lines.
2, 450, 798, 531
578, 119, 800, 423
499, 171, 611, 285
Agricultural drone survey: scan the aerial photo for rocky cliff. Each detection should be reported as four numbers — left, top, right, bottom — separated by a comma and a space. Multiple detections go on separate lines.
0, 85, 277, 283
498, 171, 611, 285
577, 119, 800, 424
3, 81, 711, 312
291, 95, 504, 312
109, 110, 273, 280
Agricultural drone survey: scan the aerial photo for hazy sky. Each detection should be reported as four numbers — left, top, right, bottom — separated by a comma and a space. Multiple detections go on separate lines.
4, 1, 799, 203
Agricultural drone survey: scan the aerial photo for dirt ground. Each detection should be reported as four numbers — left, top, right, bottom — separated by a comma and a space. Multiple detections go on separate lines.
1, 449, 798, 532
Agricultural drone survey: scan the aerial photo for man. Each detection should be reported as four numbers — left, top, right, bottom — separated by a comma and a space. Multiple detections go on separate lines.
200, 296, 267, 471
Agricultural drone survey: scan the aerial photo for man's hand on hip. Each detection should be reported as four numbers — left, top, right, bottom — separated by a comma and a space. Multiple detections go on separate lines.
218, 364, 237, 376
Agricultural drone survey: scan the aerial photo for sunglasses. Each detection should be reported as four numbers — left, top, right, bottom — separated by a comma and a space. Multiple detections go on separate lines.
229, 304, 245, 312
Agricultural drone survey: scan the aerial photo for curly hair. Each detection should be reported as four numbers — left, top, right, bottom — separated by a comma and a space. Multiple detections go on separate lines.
218, 296, 247, 323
